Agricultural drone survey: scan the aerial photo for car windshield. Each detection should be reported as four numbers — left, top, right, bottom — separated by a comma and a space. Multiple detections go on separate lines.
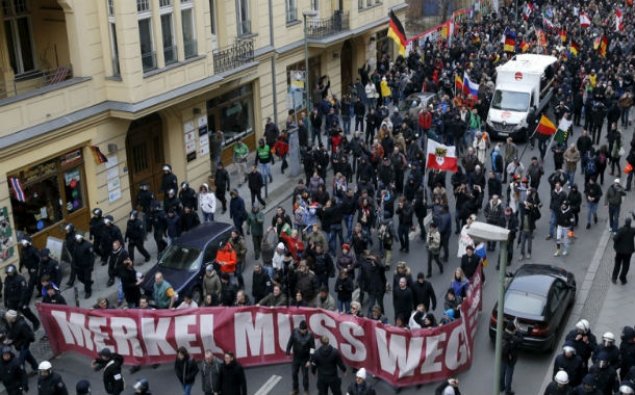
491, 90, 530, 112
505, 290, 545, 317
157, 244, 201, 271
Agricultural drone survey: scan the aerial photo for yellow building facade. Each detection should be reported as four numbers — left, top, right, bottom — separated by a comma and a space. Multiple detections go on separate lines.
0, 0, 407, 262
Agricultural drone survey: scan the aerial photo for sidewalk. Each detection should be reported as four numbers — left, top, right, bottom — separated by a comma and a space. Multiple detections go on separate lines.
29, 152, 301, 361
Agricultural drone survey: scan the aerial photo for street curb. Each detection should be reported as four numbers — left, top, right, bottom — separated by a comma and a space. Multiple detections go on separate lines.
538, 220, 612, 393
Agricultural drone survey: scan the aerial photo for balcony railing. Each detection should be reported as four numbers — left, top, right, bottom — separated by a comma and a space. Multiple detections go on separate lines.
305, 11, 349, 39
213, 39, 254, 74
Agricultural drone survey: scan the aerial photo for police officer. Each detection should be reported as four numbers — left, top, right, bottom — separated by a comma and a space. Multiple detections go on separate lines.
75, 380, 91, 395
37, 361, 68, 395
92, 348, 124, 395
150, 203, 167, 254
18, 237, 39, 299
125, 210, 150, 264
106, 239, 128, 287
4, 265, 39, 331
89, 208, 105, 262
101, 215, 123, 267
72, 233, 95, 299
0, 346, 27, 395
178, 181, 197, 211
161, 164, 178, 204
63, 223, 77, 286
38, 248, 61, 291
136, 183, 155, 233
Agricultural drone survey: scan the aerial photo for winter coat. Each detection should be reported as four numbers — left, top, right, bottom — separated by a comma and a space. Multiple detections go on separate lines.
175, 355, 199, 385
219, 361, 247, 395
412, 280, 437, 311
102, 354, 125, 395
286, 328, 316, 362
202, 272, 221, 298
614, 224, 635, 254
198, 192, 217, 214
310, 344, 346, 381
200, 359, 222, 394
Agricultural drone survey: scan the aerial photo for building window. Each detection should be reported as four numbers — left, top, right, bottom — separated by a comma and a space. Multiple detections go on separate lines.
311, 0, 318, 12
285, 0, 297, 23
2, 0, 35, 75
8, 149, 86, 236
181, 1, 197, 58
137, 1, 155, 72
209, 0, 216, 35
106, 0, 120, 76
207, 84, 254, 148
159, 0, 177, 65
236, 0, 250, 36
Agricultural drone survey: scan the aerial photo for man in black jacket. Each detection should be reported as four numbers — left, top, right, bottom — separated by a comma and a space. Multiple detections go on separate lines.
392, 277, 413, 325
4, 310, 37, 372
286, 320, 316, 395
396, 197, 413, 253
200, 350, 221, 395
125, 210, 150, 264
360, 254, 386, 316
0, 346, 27, 395
460, 246, 480, 279
215, 163, 231, 214
411, 272, 436, 312
311, 336, 346, 395
612, 217, 635, 284
501, 321, 523, 395
73, 233, 95, 299
248, 166, 266, 207
4, 264, 39, 331
106, 240, 128, 288
92, 348, 124, 395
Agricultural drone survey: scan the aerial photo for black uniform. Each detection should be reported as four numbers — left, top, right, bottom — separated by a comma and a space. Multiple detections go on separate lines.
125, 217, 150, 263
18, 244, 39, 299
178, 186, 197, 210
161, 171, 178, 201
89, 216, 105, 259
4, 273, 39, 330
38, 253, 62, 289
64, 229, 77, 286
136, 188, 155, 232
149, 206, 166, 251
106, 247, 129, 286
0, 350, 27, 395
554, 352, 584, 387
72, 239, 95, 298
37, 372, 68, 395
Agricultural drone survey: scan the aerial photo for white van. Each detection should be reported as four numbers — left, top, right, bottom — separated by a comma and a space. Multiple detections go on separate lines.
486, 54, 557, 140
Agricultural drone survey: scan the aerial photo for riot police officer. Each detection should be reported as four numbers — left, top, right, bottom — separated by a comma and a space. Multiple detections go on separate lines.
161, 164, 178, 204
178, 181, 197, 210
151, 203, 168, 254
101, 215, 123, 267
133, 378, 151, 395
4, 265, 39, 331
136, 183, 155, 233
0, 345, 27, 395
89, 208, 105, 263
18, 237, 39, 299
37, 361, 68, 395
63, 223, 77, 286
72, 233, 95, 299
38, 248, 61, 291
125, 210, 150, 264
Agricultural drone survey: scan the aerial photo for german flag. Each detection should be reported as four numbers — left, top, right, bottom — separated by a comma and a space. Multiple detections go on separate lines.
387, 10, 407, 56
569, 40, 580, 56
559, 28, 567, 43
520, 40, 530, 52
454, 74, 463, 92
504, 31, 516, 52
536, 115, 557, 136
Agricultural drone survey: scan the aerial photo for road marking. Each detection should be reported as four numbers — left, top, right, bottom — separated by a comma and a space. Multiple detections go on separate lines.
254, 375, 282, 395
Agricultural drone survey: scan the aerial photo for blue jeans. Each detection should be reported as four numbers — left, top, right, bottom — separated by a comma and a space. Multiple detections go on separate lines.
337, 300, 350, 313
587, 202, 598, 224
259, 163, 272, 183
342, 116, 351, 135
609, 205, 620, 233
182, 383, 193, 395
344, 214, 354, 241
328, 225, 344, 253
202, 212, 214, 222
549, 209, 557, 238
19, 345, 38, 371
500, 361, 515, 394
566, 170, 576, 186
365, 292, 384, 316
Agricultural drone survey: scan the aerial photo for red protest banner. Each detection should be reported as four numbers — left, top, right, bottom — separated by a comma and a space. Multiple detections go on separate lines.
37, 271, 483, 387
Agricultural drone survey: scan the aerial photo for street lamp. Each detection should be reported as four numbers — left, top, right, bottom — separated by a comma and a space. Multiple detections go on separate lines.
465, 221, 510, 395
303, 10, 318, 114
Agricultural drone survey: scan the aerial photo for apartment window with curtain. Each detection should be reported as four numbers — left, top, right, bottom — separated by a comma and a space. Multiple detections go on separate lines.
181, 0, 197, 58
285, 0, 297, 23
310, 0, 318, 13
208, 0, 216, 35
236, 0, 250, 36
137, 0, 155, 72
2, 0, 36, 75
107, 0, 120, 76
159, 0, 176, 65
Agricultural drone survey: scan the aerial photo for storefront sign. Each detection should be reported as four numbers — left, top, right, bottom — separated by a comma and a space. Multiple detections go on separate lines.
38, 272, 482, 387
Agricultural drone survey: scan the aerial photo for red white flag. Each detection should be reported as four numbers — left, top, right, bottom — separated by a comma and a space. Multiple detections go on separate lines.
580, 12, 591, 28
615, 9, 624, 31
426, 139, 458, 172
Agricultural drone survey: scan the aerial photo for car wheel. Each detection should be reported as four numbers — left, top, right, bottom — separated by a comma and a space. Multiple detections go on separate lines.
192, 287, 203, 306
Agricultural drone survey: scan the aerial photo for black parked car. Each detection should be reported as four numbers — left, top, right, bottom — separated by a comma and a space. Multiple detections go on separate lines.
142, 222, 234, 305
489, 264, 576, 352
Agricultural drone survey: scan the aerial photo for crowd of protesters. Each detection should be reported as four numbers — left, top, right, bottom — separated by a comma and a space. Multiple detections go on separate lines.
3, 0, 635, 393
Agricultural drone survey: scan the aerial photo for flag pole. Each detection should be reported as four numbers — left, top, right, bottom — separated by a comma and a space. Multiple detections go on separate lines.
518, 123, 540, 162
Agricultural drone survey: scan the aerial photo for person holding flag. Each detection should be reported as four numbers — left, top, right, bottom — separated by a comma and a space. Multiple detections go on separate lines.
535, 114, 558, 160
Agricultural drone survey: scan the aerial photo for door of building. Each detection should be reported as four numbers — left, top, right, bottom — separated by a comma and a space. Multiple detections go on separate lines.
126, 114, 165, 207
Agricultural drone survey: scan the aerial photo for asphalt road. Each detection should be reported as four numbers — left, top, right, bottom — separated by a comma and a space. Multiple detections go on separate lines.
33, 126, 614, 395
